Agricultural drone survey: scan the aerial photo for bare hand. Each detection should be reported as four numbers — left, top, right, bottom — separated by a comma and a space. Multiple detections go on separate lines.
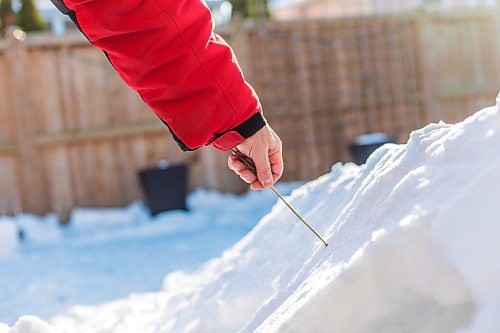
228, 125, 283, 190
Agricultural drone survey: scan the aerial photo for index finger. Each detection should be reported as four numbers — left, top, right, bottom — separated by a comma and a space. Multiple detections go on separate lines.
269, 149, 283, 183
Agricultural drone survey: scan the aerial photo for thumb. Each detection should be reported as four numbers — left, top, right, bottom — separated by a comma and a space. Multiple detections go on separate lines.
253, 150, 273, 188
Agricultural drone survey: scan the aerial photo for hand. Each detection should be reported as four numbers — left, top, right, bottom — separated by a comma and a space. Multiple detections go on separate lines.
228, 124, 283, 190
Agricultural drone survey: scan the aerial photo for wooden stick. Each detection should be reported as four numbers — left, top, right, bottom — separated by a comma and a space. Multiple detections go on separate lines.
231, 148, 328, 247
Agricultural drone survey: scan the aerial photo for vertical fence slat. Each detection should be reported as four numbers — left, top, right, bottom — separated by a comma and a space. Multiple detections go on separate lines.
7, 41, 48, 215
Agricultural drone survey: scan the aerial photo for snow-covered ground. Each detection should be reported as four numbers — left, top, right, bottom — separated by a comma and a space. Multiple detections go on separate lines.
2, 97, 500, 332
0, 184, 301, 327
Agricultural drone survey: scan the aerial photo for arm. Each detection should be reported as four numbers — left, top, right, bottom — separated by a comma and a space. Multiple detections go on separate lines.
51, 0, 265, 151
51, 0, 283, 187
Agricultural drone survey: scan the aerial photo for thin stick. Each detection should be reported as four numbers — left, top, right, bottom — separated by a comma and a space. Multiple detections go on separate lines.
231, 149, 328, 247
269, 186, 328, 247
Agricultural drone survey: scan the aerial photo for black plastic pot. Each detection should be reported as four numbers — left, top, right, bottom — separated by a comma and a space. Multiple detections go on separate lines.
349, 132, 395, 165
138, 163, 188, 215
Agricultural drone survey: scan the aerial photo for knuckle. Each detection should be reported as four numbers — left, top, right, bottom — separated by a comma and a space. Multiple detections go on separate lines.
260, 168, 271, 176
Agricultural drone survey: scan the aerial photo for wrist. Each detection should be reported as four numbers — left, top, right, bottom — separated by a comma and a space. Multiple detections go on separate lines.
212, 112, 267, 151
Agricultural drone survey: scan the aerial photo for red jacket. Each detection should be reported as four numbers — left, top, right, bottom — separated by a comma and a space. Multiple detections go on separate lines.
50, 0, 266, 151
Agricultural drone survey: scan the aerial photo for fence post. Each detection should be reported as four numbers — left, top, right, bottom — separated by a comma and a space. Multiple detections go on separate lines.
292, 23, 321, 179
6, 37, 48, 215
227, 19, 255, 82
414, 12, 441, 125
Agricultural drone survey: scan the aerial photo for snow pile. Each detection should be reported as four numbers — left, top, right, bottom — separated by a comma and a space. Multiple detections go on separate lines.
0, 317, 55, 333
0, 218, 18, 260
0, 213, 61, 257
16, 214, 62, 244
69, 202, 149, 231
65, 186, 301, 245
3, 100, 500, 332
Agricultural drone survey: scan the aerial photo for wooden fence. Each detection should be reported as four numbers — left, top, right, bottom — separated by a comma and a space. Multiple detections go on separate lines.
0, 10, 499, 219
0, 36, 244, 218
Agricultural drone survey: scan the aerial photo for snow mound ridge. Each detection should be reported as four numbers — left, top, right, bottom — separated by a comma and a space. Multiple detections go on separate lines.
4, 102, 500, 333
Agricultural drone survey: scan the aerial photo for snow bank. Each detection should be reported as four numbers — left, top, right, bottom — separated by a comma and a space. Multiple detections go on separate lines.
0, 213, 61, 258
0, 323, 9, 333
0, 218, 19, 260
5, 99, 500, 332
2, 316, 58, 333
64, 185, 300, 245
69, 202, 150, 231
16, 214, 62, 244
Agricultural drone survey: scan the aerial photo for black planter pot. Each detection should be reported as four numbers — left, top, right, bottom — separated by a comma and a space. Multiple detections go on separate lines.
138, 163, 188, 215
349, 132, 395, 165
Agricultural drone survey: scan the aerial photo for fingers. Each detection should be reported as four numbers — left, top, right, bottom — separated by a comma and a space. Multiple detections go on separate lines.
240, 170, 257, 184
228, 124, 284, 191
228, 155, 257, 184
229, 153, 279, 190
253, 151, 273, 189
250, 181, 265, 191
228, 155, 245, 172
269, 148, 283, 183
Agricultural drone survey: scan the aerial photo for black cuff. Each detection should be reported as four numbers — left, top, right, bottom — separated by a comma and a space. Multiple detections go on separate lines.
232, 112, 267, 139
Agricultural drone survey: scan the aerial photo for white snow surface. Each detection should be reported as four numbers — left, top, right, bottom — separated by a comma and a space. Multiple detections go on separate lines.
0, 219, 19, 260
16, 214, 62, 244
3, 103, 500, 332
0, 213, 61, 257
0, 185, 301, 326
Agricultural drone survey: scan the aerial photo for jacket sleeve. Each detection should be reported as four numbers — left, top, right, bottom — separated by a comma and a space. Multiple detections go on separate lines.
50, 0, 266, 151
